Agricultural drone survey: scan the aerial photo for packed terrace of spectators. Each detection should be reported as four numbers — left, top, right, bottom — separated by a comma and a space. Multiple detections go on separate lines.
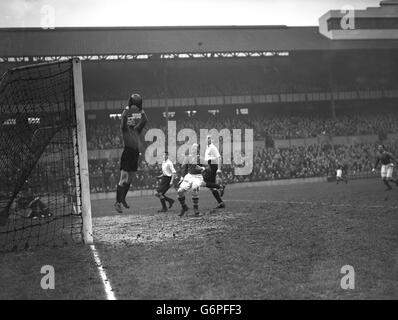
88, 143, 398, 193
86, 112, 398, 150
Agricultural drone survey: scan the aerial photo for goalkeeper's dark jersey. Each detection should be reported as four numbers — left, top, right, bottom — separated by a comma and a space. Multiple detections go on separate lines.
120, 111, 147, 150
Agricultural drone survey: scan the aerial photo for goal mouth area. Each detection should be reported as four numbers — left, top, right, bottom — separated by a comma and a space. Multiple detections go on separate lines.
0, 59, 92, 252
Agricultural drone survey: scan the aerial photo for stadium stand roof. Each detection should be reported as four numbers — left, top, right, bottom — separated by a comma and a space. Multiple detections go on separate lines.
1, 25, 398, 57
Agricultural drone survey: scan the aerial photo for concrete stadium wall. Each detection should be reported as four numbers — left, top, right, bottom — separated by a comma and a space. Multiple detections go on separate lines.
90, 176, 327, 201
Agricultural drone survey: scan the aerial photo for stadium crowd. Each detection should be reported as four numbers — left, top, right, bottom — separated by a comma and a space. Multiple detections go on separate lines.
86, 113, 398, 150
88, 143, 398, 193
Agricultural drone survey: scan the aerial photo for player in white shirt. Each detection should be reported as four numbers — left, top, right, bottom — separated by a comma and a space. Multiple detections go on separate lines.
155, 151, 176, 212
335, 161, 348, 184
204, 135, 226, 209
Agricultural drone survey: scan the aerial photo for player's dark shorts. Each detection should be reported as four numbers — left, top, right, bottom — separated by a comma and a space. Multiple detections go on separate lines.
203, 162, 218, 183
156, 176, 172, 194
120, 147, 140, 172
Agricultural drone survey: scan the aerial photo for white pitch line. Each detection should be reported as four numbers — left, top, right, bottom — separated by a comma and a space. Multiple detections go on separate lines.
226, 199, 398, 210
90, 244, 116, 300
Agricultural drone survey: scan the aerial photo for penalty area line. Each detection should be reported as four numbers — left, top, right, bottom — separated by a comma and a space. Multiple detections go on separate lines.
226, 199, 398, 210
90, 244, 116, 300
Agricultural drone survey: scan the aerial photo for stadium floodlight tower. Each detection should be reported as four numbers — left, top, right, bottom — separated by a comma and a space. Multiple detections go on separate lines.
0, 58, 93, 252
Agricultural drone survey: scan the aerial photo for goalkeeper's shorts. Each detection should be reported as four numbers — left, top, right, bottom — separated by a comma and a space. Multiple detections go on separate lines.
120, 147, 139, 172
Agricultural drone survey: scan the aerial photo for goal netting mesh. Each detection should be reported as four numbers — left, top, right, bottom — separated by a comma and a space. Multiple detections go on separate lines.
0, 60, 85, 252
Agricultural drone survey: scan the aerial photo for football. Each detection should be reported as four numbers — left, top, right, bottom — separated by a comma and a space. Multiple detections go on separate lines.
128, 93, 143, 110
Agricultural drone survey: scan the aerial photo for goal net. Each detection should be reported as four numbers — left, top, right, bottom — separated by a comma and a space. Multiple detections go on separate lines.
0, 59, 92, 252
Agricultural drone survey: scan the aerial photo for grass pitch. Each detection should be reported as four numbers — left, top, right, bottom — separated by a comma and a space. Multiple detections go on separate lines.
1, 179, 397, 299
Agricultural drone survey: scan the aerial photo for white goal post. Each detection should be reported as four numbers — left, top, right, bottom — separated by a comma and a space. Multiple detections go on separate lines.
72, 58, 93, 244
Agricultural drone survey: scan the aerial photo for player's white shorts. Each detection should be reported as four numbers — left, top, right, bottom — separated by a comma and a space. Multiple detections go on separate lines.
336, 169, 343, 178
381, 164, 394, 179
179, 173, 204, 192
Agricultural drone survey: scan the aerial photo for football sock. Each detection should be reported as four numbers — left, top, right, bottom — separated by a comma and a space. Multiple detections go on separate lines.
178, 196, 187, 209
122, 183, 131, 201
211, 189, 223, 204
192, 195, 199, 211
160, 199, 167, 210
116, 184, 124, 203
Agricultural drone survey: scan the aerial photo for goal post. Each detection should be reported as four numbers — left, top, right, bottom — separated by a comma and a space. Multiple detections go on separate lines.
0, 58, 93, 251
72, 59, 93, 244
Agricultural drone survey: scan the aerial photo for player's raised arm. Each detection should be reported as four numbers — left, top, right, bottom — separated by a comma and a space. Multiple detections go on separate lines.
120, 106, 129, 132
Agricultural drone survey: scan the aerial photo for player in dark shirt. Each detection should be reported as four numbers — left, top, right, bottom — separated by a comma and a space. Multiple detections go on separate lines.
114, 94, 148, 213
176, 144, 225, 217
176, 144, 206, 217
372, 144, 398, 191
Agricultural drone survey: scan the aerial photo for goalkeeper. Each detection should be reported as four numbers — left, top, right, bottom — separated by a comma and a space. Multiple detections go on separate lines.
114, 94, 148, 213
